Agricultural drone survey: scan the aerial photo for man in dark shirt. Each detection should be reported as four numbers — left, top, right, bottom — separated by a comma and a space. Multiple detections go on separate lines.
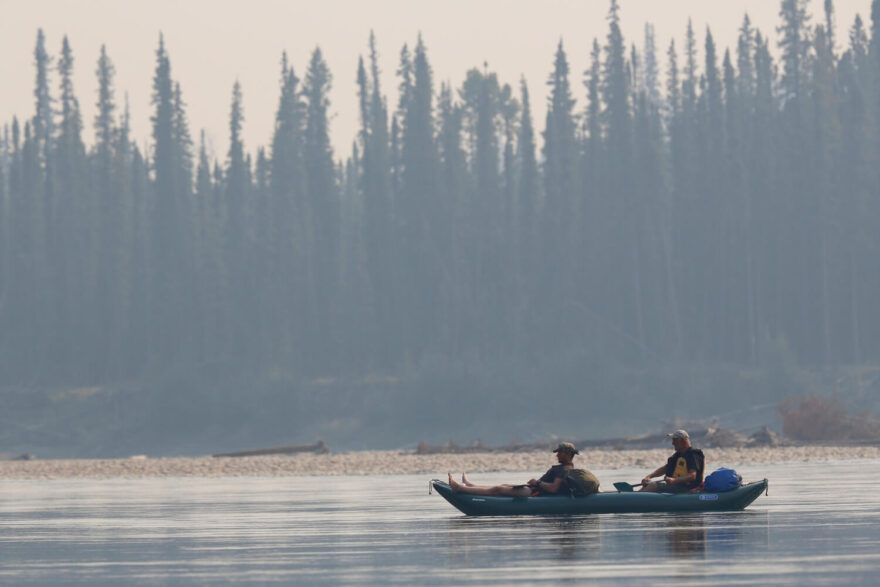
447, 442, 578, 496
640, 429, 705, 493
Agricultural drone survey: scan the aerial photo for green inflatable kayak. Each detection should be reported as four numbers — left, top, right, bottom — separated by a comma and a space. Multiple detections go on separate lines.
430, 478, 768, 516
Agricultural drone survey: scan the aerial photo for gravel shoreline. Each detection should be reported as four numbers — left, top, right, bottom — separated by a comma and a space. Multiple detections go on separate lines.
1, 445, 878, 479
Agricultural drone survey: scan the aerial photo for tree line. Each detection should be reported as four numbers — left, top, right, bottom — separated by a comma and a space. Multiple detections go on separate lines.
1, 0, 879, 387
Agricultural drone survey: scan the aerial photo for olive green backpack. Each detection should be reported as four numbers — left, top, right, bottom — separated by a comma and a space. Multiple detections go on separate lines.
565, 468, 600, 496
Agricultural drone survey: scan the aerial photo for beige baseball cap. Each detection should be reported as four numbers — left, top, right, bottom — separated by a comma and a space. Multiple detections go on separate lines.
552, 442, 579, 455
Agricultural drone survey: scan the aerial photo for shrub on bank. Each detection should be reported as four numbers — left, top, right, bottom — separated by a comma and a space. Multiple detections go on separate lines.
777, 395, 880, 441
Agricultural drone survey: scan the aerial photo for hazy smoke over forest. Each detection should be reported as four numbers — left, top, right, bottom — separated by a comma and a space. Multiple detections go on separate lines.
1, 0, 879, 456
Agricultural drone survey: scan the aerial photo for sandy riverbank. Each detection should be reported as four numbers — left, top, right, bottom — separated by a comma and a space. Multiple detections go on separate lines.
1, 445, 878, 480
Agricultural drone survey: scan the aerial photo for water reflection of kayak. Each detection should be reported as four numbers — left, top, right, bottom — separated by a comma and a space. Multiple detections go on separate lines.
430, 478, 768, 516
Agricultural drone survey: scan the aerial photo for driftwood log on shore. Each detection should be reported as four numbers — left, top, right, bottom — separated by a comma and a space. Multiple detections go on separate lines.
213, 440, 329, 458
416, 441, 552, 455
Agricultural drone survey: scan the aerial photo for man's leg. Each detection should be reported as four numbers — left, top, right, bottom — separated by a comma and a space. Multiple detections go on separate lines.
448, 474, 532, 496
640, 481, 664, 492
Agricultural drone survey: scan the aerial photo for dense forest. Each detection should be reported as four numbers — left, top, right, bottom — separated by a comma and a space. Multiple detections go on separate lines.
1, 1, 879, 451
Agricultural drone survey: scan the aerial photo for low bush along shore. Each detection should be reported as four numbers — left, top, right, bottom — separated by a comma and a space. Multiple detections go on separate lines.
1, 445, 878, 479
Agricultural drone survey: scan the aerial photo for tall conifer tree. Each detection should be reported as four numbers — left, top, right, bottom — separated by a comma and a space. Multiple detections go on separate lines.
149, 33, 186, 365
542, 40, 578, 344
32, 29, 54, 168
400, 35, 437, 355
54, 36, 90, 375
601, 0, 642, 356
515, 77, 538, 276
303, 47, 339, 370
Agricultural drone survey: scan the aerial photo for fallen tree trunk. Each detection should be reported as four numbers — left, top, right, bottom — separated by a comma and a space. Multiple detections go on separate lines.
415, 441, 552, 454
213, 440, 329, 458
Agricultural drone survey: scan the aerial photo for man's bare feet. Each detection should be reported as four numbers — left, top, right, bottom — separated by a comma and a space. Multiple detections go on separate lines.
461, 472, 475, 486
448, 473, 462, 492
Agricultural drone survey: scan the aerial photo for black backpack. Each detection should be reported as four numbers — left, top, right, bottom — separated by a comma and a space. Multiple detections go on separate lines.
691, 448, 706, 482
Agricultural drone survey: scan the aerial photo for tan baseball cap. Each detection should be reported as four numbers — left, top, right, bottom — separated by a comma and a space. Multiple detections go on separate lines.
552, 442, 579, 455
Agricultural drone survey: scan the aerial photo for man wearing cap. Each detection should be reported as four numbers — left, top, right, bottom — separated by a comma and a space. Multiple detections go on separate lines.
639, 430, 705, 493
448, 442, 582, 496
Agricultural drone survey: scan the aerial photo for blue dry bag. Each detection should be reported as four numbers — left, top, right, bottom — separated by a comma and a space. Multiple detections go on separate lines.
703, 467, 742, 492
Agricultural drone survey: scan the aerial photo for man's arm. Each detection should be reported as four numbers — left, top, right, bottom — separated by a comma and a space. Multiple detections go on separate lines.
642, 466, 666, 485
665, 470, 697, 485
534, 476, 565, 494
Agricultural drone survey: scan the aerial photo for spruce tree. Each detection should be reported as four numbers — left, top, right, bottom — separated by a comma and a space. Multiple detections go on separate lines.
172, 80, 197, 362
663, 38, 685, 355
270, 56, 306, 366
368, 33, 392, 236
499, 82, 518, 231
643, 24, 661, 108
398, 36, 437, 356
54, 35, 90, 377
837, 21, 874, 363
303, 47, 339, 371
809, 23, 840, 363
665, 39, 681, 182
497, 80, 519, 347
683, 20, 699, 118
193, 130, 218, 362
0, 133, 6, 341
542, 40, 577, 236
777, 0, 816, 358
172, 82, 194, 198
223, 80, 252, 362
516, 77, 541, 243
871, 0, 880, 229
57, 37, 84, 165
739, 17, 755, 90
778, 0, 812, 105
584, 38, 603, 195
357, 34, 395, 365
402, 36, 436, 225
435, 81, 467, 355
93, 45, 118, 309
723, 46, 754, 363
95, 46, 115, 157
32, 29, 54, 168
601, 0, 641, 357
582, 37, 604, 317
751, 30, 779, 361
151, 35, 174, 199
635, 26, 674, 357
700, 27, 726, 358
675, 19, 704, 357
113, 95, 138, 375
825, 0, 837, 52
703, 28, 723, 156
149, 33, 184, 366
542, 40, 579, 347
23, 33, 55, 376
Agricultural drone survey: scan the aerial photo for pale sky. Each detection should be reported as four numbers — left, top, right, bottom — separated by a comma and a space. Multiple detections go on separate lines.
0, 0, 871, 162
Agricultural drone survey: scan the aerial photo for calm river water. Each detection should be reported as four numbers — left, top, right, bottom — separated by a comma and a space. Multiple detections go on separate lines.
1, 459, 879, 585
